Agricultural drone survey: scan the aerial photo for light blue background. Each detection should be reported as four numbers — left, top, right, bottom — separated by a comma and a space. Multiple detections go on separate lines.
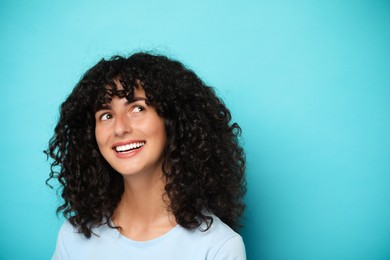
1, 1, 389, 259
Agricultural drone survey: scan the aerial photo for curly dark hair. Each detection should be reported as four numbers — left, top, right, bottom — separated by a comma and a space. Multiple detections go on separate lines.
46, 52, 246, 238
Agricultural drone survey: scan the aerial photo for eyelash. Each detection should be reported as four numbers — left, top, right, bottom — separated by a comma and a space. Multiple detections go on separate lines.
98, 105, 145, 121
132, 105, 145, 113
99, 113, 113, 121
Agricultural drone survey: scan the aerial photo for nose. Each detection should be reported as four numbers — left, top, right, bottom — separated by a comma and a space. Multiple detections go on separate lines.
113, 113, 132, 136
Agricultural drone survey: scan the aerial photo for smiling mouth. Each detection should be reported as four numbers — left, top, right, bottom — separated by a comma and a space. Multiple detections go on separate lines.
114, 142, 145, 153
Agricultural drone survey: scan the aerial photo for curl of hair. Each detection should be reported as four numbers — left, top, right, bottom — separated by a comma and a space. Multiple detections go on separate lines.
46, 52, 246, 238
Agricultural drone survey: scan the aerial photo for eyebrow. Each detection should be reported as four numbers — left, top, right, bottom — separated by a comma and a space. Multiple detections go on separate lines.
131, 97, 148, 102
96, 97, 148, 111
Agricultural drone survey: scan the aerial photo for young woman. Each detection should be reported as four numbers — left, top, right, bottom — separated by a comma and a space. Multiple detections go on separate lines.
47, 52, 246, 259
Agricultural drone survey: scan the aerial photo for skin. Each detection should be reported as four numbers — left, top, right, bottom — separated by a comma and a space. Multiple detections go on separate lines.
95, 85, 176, 241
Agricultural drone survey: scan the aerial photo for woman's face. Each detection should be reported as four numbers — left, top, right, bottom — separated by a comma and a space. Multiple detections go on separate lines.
95, 87, 166, 178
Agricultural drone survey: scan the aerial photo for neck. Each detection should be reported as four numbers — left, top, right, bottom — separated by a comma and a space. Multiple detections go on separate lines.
118, 172, 168, 221
112, 171, 176, 241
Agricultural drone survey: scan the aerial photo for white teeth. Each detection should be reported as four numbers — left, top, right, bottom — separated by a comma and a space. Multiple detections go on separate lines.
115, 142, 145, 152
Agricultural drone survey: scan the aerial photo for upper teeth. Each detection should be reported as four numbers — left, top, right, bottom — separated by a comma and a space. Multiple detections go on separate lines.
115, 142, 145, 152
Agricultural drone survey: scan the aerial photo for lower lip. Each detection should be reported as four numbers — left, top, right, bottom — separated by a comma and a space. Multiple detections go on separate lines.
114, 145, 144, 159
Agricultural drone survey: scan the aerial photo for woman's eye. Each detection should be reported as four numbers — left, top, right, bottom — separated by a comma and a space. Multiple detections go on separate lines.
100, 113, 113, 121
132, 106, 145, 113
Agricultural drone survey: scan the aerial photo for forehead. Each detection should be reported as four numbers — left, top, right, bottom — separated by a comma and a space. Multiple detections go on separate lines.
133, 87, 146, 98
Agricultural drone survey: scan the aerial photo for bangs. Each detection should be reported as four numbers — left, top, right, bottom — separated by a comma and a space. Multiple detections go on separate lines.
94, 77, 141, 112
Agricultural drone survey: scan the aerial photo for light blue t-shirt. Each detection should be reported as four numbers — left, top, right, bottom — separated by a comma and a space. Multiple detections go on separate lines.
52, 215, 246, 260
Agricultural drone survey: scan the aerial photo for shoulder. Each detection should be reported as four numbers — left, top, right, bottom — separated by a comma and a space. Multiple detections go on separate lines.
52, 221, 112, 260
195, 215, 240, 240
55, 221, 92, 244
52, 221, 75, 260
178, 215, 246, 259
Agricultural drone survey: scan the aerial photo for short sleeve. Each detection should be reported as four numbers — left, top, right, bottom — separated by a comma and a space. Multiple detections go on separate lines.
213, 236, 246, 260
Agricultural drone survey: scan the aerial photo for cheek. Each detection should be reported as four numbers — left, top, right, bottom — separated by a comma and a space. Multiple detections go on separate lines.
144, 118, 166, 146
95, 128, 111, 162
155, 121, 167, 147
151, 118, 165, 136
95, 126, 106, 148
